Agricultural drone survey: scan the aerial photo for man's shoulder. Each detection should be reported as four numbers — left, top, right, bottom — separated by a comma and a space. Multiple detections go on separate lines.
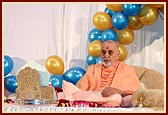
118, 62, 138, 78
86, 63, 102, 71
95, 63, 102, 67
119, 61, 134, 70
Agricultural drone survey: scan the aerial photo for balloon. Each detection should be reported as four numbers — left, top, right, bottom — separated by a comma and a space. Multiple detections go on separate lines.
128, 16, 144, 30
88, 28, 103, 43
118, 44, 128, 61
86, 54, 97, 65
117, 27, 134, 45
104, 7, 115, 17
4, 75, 18, 93
96, 56, 102, 64
122, 4, 142, 16
112, 27, 119, 32
49, 74, 64, 88
88, 40, 102, 57
10, 57, 27, 75
112, 12, 129, 30
106, 4, 122, 12
4, 55, 14, 76
63, 67, 86, 85
93, 12, 112, 31
138, 5, 158, 25
46, 55, 64, 75
101, 29, 118, 42
148, 4, 164, 8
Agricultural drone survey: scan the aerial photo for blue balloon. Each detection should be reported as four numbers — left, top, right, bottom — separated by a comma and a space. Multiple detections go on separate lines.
104, 7, 115, 17
96, 57, 102, 64
4, 55, 14, 76
49, 74, 64, 88
4, 75, 18, 93
63, 67, 86, 85
101, 29, 118, 42
86, 54, 97, 65
112, 12, 129, 30
122, 4, 142, 16
88, 28, 103, 43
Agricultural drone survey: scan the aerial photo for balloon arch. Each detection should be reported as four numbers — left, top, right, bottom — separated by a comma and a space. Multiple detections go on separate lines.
87, 4, 164, 64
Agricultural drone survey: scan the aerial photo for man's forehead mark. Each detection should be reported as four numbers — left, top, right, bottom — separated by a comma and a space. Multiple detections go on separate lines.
105, 46, 109, 49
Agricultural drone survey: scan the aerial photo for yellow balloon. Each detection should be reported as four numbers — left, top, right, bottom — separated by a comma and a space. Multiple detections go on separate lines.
118, 44, 128, 61
46, 55, 64, 75
88, 40, 102, 57
108, 22, 113, 29
118, 28, 134, 45
148, 4, 164, 8
138, 5, 158, 25
112, 27, 119, 32
106, 4, 122, 12
128, 16, 144, 30
93, 12, 112, 31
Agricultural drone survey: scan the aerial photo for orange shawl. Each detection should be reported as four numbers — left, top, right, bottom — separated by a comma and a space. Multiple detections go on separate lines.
76, 61, 140, 94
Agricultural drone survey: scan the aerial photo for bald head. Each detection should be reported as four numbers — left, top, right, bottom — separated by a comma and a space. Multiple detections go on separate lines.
101, 40, 120, 68
102, 40, 119, 51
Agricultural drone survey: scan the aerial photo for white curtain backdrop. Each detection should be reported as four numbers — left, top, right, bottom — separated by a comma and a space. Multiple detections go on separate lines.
3, 3, 165, 75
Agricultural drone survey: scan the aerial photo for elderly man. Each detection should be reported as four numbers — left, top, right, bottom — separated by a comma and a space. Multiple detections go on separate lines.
60, 40, 140, 107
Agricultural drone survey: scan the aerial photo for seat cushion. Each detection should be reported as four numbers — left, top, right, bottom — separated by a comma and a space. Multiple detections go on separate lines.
132, 66, 164, 89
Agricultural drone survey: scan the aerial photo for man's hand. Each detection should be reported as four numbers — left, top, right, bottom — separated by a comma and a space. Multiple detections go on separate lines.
101, 87, 122, 97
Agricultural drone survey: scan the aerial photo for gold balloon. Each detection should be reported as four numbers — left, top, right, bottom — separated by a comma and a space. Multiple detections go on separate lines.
118, 28, 134, 45
148, 4, 164, 8
138, 5, 158, 25
106, 4, 122, 12
46, 55, 64, 75
88, 40, 102, 57
118, 44, 128, 61
112, 27, 119, 32
128, 16, 144, 30
108, 22, 113, 29
93, 12, 112, 31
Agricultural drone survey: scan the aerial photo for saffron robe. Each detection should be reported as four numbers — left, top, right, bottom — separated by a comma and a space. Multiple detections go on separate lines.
59, 61, 140, 106
76, 61, 140, 93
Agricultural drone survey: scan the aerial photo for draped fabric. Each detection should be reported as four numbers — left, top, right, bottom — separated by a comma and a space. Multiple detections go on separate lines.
100, 61, 120, 89
3, 3, 165, 75
76, 61, 140, 92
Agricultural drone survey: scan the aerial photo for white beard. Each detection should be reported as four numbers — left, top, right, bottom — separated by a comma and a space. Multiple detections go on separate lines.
102, 61, 112, 68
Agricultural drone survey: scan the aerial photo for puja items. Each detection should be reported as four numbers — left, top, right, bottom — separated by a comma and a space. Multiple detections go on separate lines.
57, 99, 114, 107
4, 96, 15, 104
